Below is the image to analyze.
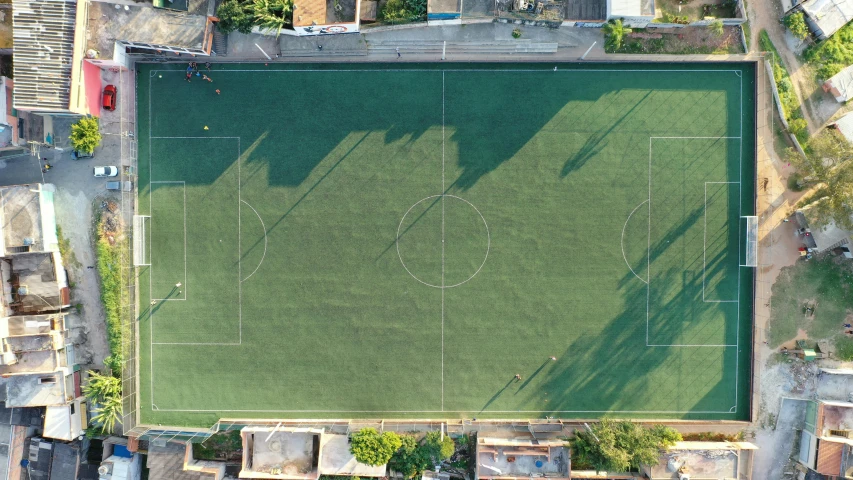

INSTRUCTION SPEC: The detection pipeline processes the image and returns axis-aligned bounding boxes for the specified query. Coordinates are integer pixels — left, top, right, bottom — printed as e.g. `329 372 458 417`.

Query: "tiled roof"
816 439 843 476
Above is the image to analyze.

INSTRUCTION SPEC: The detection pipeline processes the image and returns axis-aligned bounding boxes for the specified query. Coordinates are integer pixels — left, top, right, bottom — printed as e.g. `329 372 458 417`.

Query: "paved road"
0 150 44 187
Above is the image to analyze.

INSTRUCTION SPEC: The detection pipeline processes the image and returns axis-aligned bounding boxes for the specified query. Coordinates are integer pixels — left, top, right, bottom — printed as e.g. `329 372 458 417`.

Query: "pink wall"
82 60 104 117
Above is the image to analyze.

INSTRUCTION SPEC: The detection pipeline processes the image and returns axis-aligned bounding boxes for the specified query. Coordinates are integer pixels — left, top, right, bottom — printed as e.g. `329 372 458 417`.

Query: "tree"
251 0 294 38
789 118 808 138
70 117 101 154
82 371 122 434
82 370 121 401
602 19 631 51
350 428 402 466
570 419 682 473
784 12 809 40
709 19 724 37
787 131 853 230
216 0 254 34
389 435 430 478
422 431 455 463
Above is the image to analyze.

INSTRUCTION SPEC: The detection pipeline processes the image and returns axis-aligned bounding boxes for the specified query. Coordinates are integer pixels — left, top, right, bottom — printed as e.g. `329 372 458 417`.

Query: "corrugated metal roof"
12 0 77 111
800 0 853 39
816 439 843 476
834 111 853 143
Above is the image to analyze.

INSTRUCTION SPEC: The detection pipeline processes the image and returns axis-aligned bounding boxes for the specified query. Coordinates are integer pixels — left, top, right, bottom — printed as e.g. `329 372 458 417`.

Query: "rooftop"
6 252 70 314
825 65 853 102
834 111 853 144
242 427 321 479
318 433 386 477
476 437 570 480
4 369 71 407
799 0 853 40
49 441 81 480
86 0 211 60
11 0 77 112
647 442 756 480
0 184 58 256
148 441 216 480
818 401 853 434
0 348 64 374
0 314 65 338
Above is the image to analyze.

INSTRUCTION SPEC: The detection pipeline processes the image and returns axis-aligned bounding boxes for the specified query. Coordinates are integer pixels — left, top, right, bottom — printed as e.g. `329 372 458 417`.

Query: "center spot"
396 195 490 288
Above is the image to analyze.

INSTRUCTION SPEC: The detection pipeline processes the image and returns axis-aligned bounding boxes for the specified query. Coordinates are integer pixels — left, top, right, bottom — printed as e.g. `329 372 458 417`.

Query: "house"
795 210 851 254
99 437 143 480
642 441 757 479
147 440 222 480
0 184 60 257
831 110 853 144
42 395 86 441
240 426 386 479
50 441 83 480
788 0 853 41
798 400 853 477
1 252 71 314
824 65 853 103
11 0 80 115
475 436 570 480
606 0 654 26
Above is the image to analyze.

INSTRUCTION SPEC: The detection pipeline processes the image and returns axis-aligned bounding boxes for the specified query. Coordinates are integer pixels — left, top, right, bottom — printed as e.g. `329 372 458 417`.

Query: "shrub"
789 118 808 138
82 370 122 434
389 435 429 478
70 117 101 154
571 419 682 473
423 431 455 463
787 171 804 191
379 0 425 21
709 19 724 37
512 28 522 38
783 12 809 40
805 22 853 81
216 0 255 34
602 19 631 51
350 429 402 466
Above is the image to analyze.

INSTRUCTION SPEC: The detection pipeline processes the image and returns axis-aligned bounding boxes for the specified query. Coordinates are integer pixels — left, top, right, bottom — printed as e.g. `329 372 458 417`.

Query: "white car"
93 166 118 177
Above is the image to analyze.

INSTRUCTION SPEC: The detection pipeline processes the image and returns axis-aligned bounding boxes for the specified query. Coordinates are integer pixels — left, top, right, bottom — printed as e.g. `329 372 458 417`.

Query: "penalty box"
146 137 243 346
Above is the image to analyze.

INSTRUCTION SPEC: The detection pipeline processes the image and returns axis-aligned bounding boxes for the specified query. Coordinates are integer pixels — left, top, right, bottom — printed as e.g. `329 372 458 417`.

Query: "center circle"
396 195 490 288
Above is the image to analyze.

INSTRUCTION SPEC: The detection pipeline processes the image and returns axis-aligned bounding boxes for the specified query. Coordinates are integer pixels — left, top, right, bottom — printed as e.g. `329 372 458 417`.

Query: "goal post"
133 215 150 266
744 215 758 267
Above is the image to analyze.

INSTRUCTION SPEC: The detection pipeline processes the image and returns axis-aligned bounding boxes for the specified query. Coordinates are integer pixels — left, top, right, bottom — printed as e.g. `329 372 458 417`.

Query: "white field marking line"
646 137 743 350
703 181 741 303
153 69 745 74
734 74 744 413
146 124 244 406
621 199 650 285
396 195 490 289
152 407 738 413
149 181 187 302
441 71 445 412
240 199 267 282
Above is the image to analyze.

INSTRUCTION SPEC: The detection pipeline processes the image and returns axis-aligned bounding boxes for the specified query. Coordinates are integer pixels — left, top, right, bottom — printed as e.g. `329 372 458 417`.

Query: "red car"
103 85 117 111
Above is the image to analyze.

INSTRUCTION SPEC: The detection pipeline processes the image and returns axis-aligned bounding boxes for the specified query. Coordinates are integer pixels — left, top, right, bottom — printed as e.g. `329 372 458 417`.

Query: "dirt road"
746 0 826 133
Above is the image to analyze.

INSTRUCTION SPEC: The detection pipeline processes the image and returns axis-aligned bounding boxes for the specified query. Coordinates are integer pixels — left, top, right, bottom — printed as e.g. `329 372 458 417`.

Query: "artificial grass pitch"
136 62 756 426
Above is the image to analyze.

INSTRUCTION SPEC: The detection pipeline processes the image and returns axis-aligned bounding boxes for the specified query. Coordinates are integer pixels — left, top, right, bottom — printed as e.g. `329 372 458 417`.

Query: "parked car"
106 181 133 192
103 85 117 111
93 166 118 177
72 150 94 160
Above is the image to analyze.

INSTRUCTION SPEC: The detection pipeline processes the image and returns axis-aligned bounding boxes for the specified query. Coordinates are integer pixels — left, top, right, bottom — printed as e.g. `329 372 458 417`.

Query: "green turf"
136 63 756 426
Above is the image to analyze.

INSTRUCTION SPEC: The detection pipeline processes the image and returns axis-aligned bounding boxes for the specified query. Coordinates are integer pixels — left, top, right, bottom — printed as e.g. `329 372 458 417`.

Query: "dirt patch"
53 189 110 368
614 26 743 54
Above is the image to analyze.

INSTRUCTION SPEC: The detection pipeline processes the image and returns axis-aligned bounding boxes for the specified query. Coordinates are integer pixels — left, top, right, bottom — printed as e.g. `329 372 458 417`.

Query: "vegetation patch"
216 0 294 37
786 130 853 229
804 22 853 80
95 200 128 373
571 419 681 472
82 370 122 435
607 26 742 54
759 29 808 144
193 430 243 461
768 255 853 347
378 0 426 23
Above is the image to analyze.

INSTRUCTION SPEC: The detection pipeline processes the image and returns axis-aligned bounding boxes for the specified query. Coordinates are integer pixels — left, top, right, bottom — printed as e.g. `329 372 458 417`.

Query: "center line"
441 71 446 412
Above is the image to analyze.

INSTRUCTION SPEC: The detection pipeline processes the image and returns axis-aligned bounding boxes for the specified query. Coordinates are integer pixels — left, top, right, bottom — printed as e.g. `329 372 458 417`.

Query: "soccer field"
136 62 756 426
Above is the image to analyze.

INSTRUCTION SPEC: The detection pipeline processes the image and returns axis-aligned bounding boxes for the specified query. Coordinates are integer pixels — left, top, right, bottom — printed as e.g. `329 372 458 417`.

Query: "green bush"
379 0 425 21
837 337 853 361
571 419 682 473
787 171 804 191
783 12 809 40
216 0 255 34
805 22 853 80
789 118 808 138
602 19 631 52
96 214 127 374
512 28 522 38
70 117 101 154
350 429 402 466
423 431 455 463
82 371 122 434
389 435 429 478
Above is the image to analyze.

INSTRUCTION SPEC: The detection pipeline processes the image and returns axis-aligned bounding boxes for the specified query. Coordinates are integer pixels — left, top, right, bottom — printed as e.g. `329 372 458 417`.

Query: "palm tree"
602 19 631 51
251 0 294 38
91 395 122 434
